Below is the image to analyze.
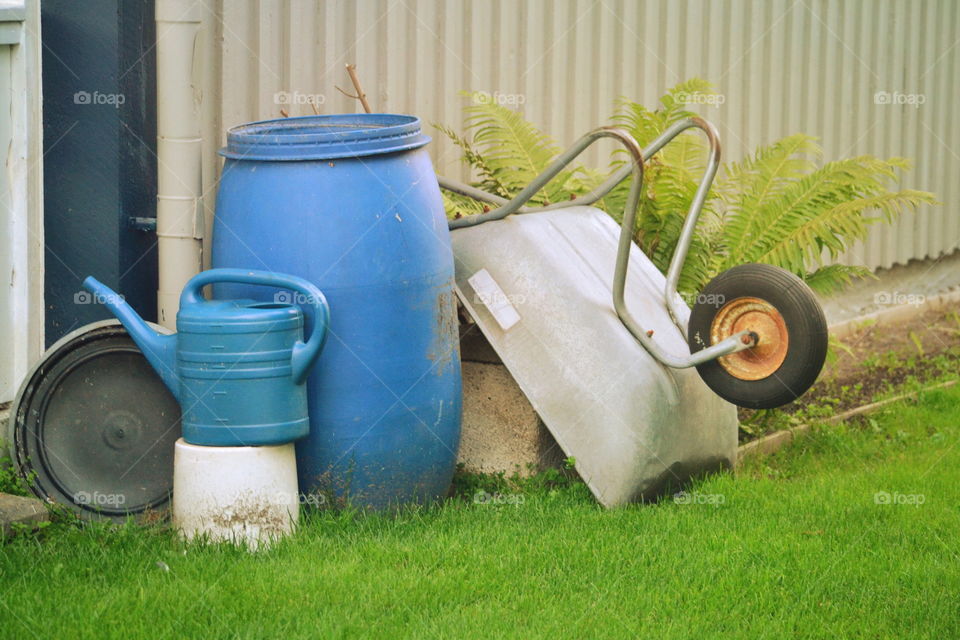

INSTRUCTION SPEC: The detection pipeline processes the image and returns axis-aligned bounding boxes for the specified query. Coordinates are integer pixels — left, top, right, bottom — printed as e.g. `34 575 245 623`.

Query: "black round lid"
8 321 181 522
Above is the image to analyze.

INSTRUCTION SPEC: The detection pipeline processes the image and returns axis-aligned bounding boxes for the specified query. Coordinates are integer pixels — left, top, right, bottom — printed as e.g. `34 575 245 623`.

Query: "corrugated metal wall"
198 0 960 271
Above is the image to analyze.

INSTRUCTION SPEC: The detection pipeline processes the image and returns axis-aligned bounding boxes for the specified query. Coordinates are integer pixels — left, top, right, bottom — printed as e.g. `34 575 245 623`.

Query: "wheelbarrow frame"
441 117 754 369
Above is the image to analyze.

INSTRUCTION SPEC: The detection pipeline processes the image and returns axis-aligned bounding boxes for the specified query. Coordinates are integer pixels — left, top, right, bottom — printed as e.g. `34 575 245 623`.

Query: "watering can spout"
81 276 180 400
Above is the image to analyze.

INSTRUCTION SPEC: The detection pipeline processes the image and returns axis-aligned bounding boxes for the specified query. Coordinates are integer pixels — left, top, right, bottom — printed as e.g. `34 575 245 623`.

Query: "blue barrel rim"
219 113 431 161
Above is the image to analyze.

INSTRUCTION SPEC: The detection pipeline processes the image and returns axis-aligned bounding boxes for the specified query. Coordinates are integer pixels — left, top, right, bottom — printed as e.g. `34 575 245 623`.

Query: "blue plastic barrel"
212 114 462 508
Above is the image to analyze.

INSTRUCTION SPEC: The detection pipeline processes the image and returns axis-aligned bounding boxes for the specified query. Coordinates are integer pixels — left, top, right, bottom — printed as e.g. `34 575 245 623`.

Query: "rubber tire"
687 263 828 409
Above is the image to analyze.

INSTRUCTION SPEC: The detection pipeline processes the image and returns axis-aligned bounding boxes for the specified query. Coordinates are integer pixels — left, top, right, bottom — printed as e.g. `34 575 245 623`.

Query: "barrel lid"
219 113 430 161
8 320 180 522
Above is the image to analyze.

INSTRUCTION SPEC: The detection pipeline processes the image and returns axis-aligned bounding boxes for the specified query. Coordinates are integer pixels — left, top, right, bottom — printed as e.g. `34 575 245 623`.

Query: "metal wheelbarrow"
441 118 827 507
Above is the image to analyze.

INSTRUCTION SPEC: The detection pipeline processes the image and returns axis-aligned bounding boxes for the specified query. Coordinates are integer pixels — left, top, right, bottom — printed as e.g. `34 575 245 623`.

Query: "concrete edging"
828 287 960 340
736 379 958 466
0 493 49 537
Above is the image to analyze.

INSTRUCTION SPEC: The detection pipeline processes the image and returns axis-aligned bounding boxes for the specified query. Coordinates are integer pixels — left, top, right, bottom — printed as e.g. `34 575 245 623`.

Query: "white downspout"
155 0 202 329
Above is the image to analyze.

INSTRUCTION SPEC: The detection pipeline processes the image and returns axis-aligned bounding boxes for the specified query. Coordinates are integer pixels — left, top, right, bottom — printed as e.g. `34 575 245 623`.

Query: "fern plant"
438 80 937 297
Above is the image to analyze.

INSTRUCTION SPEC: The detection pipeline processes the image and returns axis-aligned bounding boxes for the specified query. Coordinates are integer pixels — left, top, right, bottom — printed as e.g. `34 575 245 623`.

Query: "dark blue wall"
42 0 157 344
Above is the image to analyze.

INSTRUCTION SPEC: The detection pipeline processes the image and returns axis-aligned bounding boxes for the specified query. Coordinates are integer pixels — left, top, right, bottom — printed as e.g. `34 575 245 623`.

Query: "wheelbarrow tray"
452 206 738 507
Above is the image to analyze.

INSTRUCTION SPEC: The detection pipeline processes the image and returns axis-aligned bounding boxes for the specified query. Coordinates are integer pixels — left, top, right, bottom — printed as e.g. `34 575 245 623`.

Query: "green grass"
3 385 960 639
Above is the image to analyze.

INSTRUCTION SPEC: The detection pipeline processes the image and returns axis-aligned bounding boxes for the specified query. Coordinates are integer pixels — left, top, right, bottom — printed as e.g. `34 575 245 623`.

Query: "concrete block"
0 493 48 538
457 359 565 476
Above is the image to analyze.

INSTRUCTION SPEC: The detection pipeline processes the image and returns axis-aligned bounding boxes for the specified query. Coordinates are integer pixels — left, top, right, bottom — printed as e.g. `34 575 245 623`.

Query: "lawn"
2 384 959 639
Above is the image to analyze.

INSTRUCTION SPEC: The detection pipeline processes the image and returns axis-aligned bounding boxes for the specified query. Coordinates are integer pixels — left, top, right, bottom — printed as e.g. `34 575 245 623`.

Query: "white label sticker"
467 269 521 331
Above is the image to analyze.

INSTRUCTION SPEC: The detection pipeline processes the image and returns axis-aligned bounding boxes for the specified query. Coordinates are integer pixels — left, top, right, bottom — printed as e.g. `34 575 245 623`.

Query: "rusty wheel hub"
710 296 788 380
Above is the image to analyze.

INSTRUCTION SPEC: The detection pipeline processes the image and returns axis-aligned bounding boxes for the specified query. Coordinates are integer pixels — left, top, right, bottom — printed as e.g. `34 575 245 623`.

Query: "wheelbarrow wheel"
687 263 828 409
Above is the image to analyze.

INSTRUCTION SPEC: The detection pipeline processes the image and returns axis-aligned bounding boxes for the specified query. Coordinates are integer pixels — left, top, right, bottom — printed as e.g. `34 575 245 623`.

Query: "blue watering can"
82 268 330 447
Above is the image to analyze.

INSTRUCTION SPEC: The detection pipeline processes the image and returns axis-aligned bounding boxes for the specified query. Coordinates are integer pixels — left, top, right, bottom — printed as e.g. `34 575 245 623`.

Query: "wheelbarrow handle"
442 118 754 369
444 117 719 332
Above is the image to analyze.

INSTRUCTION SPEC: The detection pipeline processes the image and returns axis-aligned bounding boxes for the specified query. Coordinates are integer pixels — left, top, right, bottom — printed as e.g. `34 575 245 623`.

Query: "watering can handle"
180 268 330 384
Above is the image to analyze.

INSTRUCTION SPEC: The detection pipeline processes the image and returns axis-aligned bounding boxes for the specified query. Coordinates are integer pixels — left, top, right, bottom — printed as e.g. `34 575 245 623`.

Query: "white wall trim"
0 0 43 402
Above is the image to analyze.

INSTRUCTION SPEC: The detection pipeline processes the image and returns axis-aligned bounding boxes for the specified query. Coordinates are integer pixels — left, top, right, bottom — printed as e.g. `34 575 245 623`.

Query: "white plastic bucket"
172 438 299 549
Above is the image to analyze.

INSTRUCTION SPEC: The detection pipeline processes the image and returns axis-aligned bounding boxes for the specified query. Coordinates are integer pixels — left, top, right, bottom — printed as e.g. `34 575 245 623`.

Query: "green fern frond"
437 80 938 299
728 155 937 274
612 78 715 141
658 78 716 116
804 264 875 295
441 189 488 221
434 122 500 188
605 81 720 290
754 189 937 272
717 134 821 265
459 92 579 204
